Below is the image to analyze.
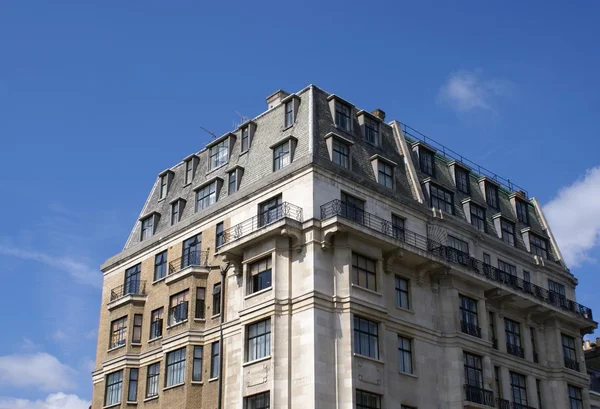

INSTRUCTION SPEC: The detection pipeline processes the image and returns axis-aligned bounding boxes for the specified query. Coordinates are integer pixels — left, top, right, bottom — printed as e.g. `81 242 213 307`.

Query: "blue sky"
1 1 599 407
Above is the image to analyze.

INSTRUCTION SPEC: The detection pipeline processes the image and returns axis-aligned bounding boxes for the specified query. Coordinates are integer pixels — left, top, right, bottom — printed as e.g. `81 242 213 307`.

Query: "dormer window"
333 139 350 169
210 139 229 170
430 184 454 214
530 234 548 259
158 170 173 200
516 199 529 225
485 182 499 209
185 160 194 184
364 117 379 145
285 101 294 127
227 166 244 195
420 147 435 176
455 167 470 194
237 121 256 153
335 102 351 132
170 199 185 226
378 161 393 188
271 136 297 172
241 127 249 152
194 178 222 212
140 213 160 241
500 219 515 246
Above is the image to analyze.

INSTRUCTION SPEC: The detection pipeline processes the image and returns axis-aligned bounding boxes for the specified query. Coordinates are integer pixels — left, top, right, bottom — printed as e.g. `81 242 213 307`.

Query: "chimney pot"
371 109 386 121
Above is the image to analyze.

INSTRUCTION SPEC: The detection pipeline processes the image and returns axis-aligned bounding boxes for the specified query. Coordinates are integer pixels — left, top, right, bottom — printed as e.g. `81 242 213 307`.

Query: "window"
141 216 154 240
392 214 405 241
505 318 523 358
195 287 205 319
182 233 202 268
497 259 517 277
246 391 270 409
185 159 194 184
486 183 499 209
455 167 470 194
132 314 142 344
530 234 548 259
377 161 393 188
356 390 381 409
165 347 186 387
460 295 480 338
154 251 167 281
210 139 228 170
160 174 168 199
216 222 224 247
110 317 127 349
464 352 484 391
210 341 219 379
285 100 294 127
247 319 271 361
562 334 578 371
193 346 203 382
430 185 453 214
352 253 376 291
569 385 583 409
332 138 350 168
127 368 138 402
196 181 217 211
483 253 491 265
248 257 272 294
549 280 566 306
500 219 515 246
341 192 364 223
228 171 237 194
516 199 529 225
365 117 379 145
258 195 282 227
335 102 351 131
510 372 528 407
395 276 409 309
398 335 413 374
448 235 470 266
146 363 159 398
241 126 250 152
150 308 163 339
273 141 291 170
104 370 123 406
419 147 435 176
212 283 221 315
124 263 141 295
171 201 181 225
536 379 542 409
470 204 486 232
169 290 189 326
353 316 379 359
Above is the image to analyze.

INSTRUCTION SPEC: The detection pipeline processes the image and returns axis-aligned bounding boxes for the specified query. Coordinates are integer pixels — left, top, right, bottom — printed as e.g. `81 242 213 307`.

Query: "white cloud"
0 353 77 391
0 393 89 409
438 70 512 113
0 245 100 287
544 166 600 268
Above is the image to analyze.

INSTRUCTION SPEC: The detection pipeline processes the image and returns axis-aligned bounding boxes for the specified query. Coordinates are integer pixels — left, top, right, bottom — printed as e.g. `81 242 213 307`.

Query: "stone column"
537 378 550 409
478 299 489 341
526 375 539 408
523 325 534 362
497 312 507 353
577 336 587 373
500 366 512 403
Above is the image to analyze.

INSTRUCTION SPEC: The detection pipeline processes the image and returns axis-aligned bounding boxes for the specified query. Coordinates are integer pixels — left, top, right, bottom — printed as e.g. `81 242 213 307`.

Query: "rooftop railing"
320 199 593 321
169 250 210 274
110 280 147 302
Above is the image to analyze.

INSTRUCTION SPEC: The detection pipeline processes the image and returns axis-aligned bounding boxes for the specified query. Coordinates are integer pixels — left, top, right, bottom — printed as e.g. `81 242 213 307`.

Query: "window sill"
166 320 188 330
158 198 166 203
191 381 204 385
353 353 384 365
208 377 219 383
149 336 162 343
163 383 185 392
143 396 159 403
131 342 142 347
395 306 414 314
282 124 294 132
211 314 221 320
126 401 138 405
103 404 121 409
399 370 418 379
183 182 192 188
107 344 126 353
239 150 249 156
351 284 382 297
152 277 166 285
243 355 272 367
244 287 273 300
193 318 206 322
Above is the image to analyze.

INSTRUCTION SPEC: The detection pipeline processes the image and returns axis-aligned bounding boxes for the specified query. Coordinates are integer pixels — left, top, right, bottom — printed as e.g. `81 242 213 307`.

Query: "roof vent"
371 109 386 121
266 89 290 110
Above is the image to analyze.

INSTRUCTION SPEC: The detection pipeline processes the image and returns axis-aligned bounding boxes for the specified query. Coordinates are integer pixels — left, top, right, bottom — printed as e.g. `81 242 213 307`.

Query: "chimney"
371 109 386 121
585 339 591 350
266 90 290 110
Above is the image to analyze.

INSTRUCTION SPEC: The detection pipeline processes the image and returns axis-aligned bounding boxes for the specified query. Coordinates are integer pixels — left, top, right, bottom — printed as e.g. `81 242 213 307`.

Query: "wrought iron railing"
218 202 303 248
507 343 525 359
464 384 494 407
169 250 210 275
564 357 580 372
512 402 536 409
320 199 594 321
461 321 482 338
496 398 510 409
110 280 147 302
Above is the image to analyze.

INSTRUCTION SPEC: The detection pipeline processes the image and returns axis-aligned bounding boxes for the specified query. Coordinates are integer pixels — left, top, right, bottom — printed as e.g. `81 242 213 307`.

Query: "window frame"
104 370 123 406
364 116 379 145
195 287 206 319
285 100 294 127
510 371 528 406
395 276 409 309
569 385 583 409
245 391 270 409
165 347 186 387
132 314 143 344
500 219 516 246
154 250 167 282
460 295 480 338
241 126 250 152
562 334 577 368
353 316 379 360
146 363 160 398
209 139 229 170
127 368 138 402
377 160 393 189
228 170 237 194
485 182 499 209
335 101 351 132
430 184 454 214
470 203 486 233
351 253 377 291
168 290 189 326
340 192 365 223
505 318 523 358
398 335 413 374
273 140 291 171
150 308 163 340
332 138 350 169
212 283 221 316
248 257 272 294
110 316 127 349
516 199 529 225
356 390 381 409
464 352 484 388
160 174 168 199
215 222 224 248
196 181 217 211
210 341 219 379
171 201 181 225
455 167 470 194
246 318 271 362
184 159 194 184
192 346 203 382
419 147 435 176
141 216 154 241
530 234 548 259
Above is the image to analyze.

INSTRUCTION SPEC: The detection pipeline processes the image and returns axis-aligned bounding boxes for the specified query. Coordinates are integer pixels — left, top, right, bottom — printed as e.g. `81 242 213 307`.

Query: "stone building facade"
92 85 596 409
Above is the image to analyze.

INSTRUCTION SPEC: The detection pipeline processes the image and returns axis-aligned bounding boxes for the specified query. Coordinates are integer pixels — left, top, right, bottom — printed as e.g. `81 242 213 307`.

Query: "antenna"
199 126 218 140
234 110 250 128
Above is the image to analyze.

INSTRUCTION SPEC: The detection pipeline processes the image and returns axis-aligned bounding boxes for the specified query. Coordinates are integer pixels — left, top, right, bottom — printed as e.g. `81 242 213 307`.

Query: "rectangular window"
185 159 193 184
110 317 127 349
497 259 517 276
377 161 393 188
124 263 141 295
165 347 186 387
495 366 501 399
195 287 205 319
356 390 381 409
352 253 376 291
483 253 491 265
273 141 291 171
141 216 154 240
530 234 548 259
420 147 435 176
160 175 168 199
210 341 219 379
398 335 413 374
196 181 217 211
353 316 379 359
392 214 405 241
258 195 283 227
395 276 409 309
340 192 365 223
455 167 470 194
171 201 180 225
146 363 159 398
246 391 270 409
470 204 486 232
150 308 163 340
500 219 515 246
549 279 566 307
332 138 350 169
154 251 167 281
569 385 583 409
335 102 351 131
285 100 294 127
241 126 250 152
182 233 202 268
216 222 224 247
464 352 484 388
460 295 480 338
486 183 499 209
248 257 272 294
523 271 531 292
505 318 523 358
448 235 470 266
127 368 138 402
562 334 579 371
516 199 529 225
210 139 228 170
247 319 271 362
132 314 142 344
430 185 453 214
228 171 237 194
104 370 123 406
192 346 203 382
365 117 379 145
169 290 189 326
510 372 528 406
212 283 221 315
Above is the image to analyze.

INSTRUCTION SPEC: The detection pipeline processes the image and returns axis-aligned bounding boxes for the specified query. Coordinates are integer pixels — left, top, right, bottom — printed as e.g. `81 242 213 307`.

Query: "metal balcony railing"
461 321 482 338
512 402 536 409
110 280 147 302
464 384 494 407
496 398 510 409
564 357 580 372
169 250 210 275
320 199 594 321
506 343 525 359
218 202 303 248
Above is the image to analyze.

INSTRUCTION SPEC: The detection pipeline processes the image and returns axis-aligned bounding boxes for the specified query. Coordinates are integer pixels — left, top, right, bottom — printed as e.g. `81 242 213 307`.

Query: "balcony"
496 398 510 409
166 250 210 285
108 280 147 310
512 403 536 409
319 200 594 322
464 385 494 407
564 357 580 372
461 321 482 338
506 343 525 359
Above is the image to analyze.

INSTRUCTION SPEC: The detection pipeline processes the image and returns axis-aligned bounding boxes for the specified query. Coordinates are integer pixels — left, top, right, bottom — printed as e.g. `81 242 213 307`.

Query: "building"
584 339 600 408
92 85 597 409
